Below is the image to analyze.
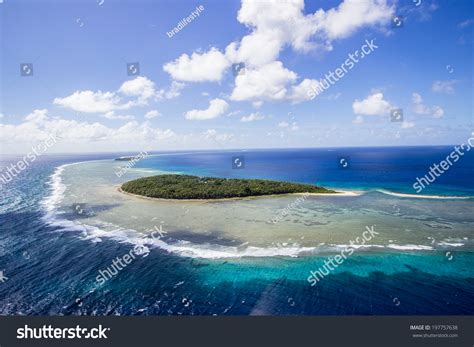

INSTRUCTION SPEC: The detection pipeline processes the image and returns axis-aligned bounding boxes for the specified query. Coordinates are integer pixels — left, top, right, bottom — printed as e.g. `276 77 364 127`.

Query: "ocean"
0 147 473 315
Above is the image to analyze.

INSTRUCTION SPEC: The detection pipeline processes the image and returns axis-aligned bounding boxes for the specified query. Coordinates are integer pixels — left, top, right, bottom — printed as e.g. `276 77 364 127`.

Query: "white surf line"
376 189 472 200
41 158 115 217
41 160 463 260
38 164 364 260
305 190 363 197
436 242 465 247
40 165 317 259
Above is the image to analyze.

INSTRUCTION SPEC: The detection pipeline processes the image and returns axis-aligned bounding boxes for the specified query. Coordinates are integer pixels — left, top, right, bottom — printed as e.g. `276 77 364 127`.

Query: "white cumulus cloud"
162 0 393 105
144 110 161 119
314 0 394 41
352 92 391 116
54 77 181 114
118 76 157 102
229 0 392 66
230 61 297 102
0 109 175 152
53 90 129 113
412 92 444 118
163 48 230 82
240 112 265 122
184 98 229 120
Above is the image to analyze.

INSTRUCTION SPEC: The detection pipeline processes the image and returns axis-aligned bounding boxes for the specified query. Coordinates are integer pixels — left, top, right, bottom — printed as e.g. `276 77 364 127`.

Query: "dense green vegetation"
121 174 335 200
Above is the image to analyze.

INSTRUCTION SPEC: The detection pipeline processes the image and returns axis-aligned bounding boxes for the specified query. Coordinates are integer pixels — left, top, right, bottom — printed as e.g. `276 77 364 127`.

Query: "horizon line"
0 143 464 157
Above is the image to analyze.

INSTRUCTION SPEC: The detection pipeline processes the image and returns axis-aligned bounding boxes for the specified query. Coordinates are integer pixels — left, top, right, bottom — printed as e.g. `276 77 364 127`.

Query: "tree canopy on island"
121 174 335 200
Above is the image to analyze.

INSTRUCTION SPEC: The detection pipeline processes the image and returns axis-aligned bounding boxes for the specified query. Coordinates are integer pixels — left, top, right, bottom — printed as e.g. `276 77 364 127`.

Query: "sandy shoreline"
117 187 361 203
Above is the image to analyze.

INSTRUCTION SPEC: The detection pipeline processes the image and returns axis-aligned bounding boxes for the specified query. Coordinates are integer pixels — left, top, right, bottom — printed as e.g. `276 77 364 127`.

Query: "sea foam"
40 162 467 259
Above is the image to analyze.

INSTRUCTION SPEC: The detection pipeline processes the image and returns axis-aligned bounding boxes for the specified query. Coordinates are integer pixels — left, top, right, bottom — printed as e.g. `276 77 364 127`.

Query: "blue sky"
0 0 473 153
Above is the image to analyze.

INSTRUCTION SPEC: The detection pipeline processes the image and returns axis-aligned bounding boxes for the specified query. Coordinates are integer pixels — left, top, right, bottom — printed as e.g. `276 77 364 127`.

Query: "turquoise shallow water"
49 148 474 258
197 253 474 285
0 148 473 315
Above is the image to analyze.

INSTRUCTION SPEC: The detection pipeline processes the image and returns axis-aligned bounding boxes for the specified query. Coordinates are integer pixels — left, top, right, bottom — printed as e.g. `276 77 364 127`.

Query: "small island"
120 174 336 200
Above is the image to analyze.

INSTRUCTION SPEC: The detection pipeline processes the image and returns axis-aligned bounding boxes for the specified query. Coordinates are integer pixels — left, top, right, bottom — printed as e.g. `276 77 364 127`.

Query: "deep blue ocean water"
0 147 473 315
131 146 474 195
